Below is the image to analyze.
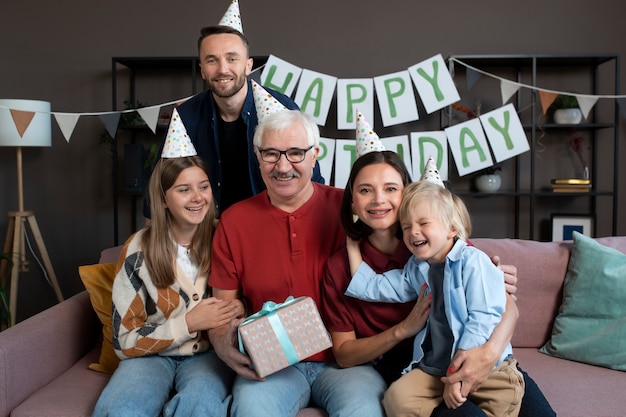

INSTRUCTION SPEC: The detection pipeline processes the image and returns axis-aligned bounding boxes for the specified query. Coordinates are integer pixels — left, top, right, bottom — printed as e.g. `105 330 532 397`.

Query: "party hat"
355 109 385 157
252 79 288 123
420 155 444 187
161 108 197 158
218 0 243 34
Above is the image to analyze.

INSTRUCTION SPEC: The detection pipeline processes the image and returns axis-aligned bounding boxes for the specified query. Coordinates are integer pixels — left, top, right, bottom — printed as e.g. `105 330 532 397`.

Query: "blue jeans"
93 350 234 417
231 361 387 417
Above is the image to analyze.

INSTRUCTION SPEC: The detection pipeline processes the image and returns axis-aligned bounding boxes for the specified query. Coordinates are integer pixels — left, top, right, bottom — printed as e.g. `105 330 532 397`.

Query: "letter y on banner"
479 103 529 163
409 54 460 114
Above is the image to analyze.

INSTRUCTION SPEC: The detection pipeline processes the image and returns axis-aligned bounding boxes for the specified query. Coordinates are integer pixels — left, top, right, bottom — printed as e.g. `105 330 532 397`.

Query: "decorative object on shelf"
551 95 583 124
0 99 64 326
474 166 502 193
551 214 593 241
566 129 590 180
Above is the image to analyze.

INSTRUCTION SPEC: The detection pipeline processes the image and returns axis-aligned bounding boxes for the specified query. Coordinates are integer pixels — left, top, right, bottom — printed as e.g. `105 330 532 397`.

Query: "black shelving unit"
444 54 620 240
111 57 202 245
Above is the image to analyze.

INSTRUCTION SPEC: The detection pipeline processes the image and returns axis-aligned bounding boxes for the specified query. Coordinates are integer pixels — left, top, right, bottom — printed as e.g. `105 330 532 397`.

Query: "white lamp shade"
0 99 51 147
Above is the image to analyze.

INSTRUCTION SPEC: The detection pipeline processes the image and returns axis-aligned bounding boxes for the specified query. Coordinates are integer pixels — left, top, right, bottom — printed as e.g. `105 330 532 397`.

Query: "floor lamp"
0 99 63 326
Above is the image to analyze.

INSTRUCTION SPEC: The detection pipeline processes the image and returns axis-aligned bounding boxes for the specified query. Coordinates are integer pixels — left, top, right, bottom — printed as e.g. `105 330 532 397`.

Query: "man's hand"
492 255 518 301
209 319 264 381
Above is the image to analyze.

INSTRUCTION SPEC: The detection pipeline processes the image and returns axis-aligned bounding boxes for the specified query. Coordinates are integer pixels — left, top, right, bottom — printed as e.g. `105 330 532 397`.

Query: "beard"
207 71 247 98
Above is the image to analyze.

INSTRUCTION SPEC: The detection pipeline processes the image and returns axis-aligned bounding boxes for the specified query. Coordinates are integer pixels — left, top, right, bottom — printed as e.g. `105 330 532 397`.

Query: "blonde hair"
398 181 471 241
141 156 216 288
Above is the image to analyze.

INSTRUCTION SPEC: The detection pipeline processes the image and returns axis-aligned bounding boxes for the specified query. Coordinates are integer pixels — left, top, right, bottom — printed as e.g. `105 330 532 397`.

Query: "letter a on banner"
479 103 529 163
445 118 494 176
294 69 337 126
374 71 419 127
337 79 374 130
260 55 302 97
409 54 460 114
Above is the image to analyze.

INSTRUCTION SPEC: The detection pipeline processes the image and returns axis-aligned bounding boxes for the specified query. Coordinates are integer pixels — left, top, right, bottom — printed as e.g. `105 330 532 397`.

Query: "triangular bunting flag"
500 80 520 105
538 91 559 115
617 97 626 119
466 67 482 91
137 105 161 134
9 109 36 137
575 95 599 121
54 113 80 142
98 113 121 139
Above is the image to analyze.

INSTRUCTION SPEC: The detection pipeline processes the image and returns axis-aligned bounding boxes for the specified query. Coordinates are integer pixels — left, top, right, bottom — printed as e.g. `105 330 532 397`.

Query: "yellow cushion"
78 263 120 374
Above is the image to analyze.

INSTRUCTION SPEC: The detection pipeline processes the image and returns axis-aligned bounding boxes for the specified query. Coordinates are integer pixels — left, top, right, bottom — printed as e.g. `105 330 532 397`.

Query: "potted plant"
475 166 502 193
0 252 12 329
551 95 582 124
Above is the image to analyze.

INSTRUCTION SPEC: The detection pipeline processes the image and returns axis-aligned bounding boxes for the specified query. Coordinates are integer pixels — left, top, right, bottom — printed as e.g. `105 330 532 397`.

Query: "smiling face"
257 120 318 210
164 166 213 236
199 33 252 99
352 163 405 234
401 199 457 265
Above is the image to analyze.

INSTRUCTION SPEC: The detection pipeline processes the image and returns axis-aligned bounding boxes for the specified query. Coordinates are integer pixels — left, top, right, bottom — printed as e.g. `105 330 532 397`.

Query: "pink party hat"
420 155 444 187
161 108 197 158
218 0 243 34
355 109 385 157
251 79 288 122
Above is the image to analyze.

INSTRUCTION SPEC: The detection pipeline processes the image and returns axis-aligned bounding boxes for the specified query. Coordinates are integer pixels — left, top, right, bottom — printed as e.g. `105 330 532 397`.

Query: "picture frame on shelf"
551 214 594 242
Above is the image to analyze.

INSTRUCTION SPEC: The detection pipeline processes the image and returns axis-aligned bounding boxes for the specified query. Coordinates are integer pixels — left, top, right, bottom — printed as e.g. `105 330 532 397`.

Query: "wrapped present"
238 296 332 377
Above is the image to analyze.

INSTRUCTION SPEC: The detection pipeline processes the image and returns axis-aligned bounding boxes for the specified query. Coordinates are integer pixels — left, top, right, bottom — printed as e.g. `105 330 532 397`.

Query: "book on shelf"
552 187 590 193
551 178 591 186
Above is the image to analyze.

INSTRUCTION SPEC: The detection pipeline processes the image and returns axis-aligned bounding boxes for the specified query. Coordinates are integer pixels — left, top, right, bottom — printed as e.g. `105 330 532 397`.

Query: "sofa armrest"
0 291 99 417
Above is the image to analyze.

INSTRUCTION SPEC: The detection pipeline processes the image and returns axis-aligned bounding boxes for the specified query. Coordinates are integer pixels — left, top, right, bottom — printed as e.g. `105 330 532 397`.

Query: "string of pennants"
2 54 625 185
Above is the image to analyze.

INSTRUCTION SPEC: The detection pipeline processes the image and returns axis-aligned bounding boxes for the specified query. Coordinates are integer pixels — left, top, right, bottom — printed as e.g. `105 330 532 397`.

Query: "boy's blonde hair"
398 181 471 241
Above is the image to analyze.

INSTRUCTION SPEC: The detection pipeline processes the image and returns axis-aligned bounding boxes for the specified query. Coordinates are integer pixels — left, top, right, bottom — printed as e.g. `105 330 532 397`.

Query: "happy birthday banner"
2 54 626 185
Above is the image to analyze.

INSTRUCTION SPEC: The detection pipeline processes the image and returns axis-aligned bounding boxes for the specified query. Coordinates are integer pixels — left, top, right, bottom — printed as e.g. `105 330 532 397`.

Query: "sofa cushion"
540 232 626 371
471 238 571 348
78 263 120 374
515 347 625 417
10 348 111 417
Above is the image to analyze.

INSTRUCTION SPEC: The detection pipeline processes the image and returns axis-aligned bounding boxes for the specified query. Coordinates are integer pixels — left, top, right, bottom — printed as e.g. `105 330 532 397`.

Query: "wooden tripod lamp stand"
0 99 63 326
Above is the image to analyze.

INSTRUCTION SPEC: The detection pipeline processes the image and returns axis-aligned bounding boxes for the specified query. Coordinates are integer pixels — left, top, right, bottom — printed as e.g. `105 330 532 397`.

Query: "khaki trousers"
382 359 524 417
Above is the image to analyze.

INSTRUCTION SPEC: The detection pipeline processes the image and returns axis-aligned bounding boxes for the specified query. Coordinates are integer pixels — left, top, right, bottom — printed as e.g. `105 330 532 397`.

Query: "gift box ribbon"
238 296 301 366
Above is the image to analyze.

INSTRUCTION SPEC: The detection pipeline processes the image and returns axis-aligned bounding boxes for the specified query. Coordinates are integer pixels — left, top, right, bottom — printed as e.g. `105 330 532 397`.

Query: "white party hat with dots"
161 108 197 158
355 109 385 157
218 0 243 34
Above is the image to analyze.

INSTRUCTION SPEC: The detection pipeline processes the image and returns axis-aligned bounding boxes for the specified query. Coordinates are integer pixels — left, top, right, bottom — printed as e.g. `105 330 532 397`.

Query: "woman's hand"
393 283 430 340
491 255 518 301
441 345 500 396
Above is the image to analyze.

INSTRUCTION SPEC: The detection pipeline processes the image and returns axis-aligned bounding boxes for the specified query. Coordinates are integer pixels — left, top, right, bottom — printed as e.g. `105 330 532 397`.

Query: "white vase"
554 108 583 124
475 174 502 193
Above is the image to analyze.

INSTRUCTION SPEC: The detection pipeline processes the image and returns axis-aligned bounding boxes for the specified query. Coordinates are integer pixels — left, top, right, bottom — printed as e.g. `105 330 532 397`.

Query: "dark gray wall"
2 0 625 322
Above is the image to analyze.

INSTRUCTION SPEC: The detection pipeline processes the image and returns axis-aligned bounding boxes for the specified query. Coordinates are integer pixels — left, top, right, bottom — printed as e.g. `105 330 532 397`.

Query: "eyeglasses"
257 146 314 163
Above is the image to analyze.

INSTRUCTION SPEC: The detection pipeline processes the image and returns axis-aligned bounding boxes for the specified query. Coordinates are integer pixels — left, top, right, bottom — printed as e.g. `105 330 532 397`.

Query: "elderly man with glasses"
208 110 384 417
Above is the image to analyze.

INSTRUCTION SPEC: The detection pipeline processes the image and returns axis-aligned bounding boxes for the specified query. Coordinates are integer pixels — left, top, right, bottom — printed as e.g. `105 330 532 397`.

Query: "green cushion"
540 231 626 370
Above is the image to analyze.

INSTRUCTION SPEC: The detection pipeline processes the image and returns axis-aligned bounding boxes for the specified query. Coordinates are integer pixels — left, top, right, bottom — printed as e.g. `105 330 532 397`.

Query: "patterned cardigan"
112 230 210 359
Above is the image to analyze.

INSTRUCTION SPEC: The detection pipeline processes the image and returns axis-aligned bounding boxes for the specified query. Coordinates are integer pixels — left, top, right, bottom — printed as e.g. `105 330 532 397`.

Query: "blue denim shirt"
345 239 510 373
151 79 324 216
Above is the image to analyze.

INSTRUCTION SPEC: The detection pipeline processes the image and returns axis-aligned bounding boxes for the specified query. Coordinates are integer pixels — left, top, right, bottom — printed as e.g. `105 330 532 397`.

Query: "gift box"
238 296 332 377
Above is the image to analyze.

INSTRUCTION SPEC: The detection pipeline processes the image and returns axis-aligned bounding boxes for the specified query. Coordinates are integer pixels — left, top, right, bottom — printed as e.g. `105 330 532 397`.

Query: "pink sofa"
1 237 625 417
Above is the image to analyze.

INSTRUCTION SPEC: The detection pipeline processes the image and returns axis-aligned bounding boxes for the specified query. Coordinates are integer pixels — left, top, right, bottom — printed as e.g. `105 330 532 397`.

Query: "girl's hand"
186 297 243 332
